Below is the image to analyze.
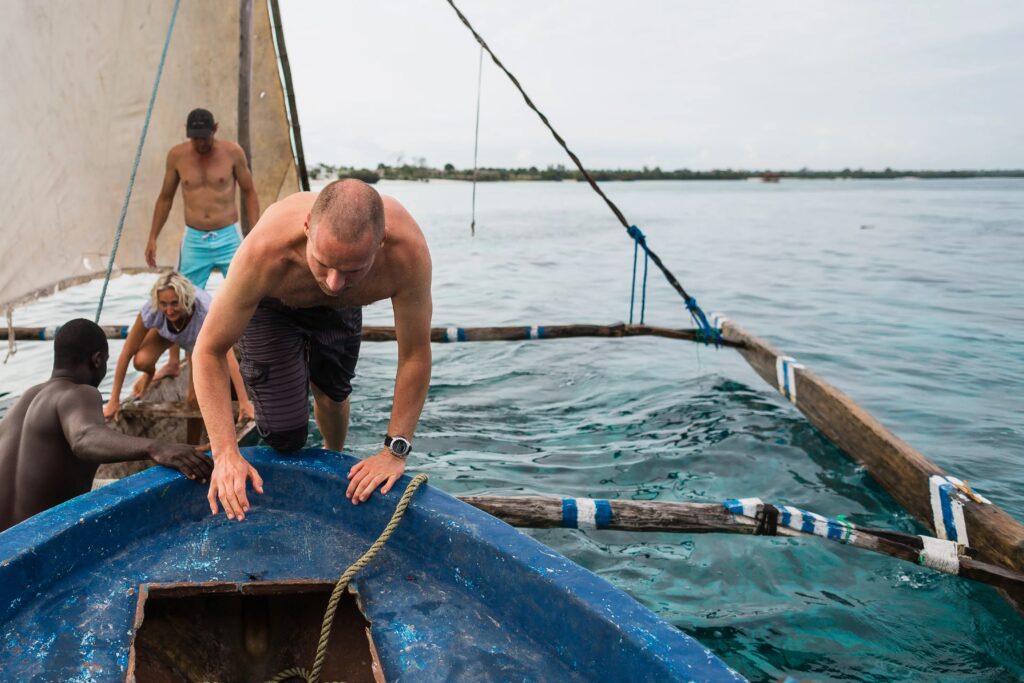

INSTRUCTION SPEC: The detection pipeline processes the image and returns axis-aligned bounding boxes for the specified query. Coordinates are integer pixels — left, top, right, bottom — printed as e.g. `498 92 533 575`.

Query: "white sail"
0 0 300 310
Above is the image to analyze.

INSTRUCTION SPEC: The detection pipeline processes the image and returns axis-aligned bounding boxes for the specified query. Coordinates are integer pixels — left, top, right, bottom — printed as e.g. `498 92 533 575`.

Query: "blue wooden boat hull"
0 448 742 681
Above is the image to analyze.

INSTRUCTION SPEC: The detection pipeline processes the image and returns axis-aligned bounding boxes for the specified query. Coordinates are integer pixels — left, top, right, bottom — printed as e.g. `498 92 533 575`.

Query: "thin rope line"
444 0 716 340
95 0 180 321
470 44 484 236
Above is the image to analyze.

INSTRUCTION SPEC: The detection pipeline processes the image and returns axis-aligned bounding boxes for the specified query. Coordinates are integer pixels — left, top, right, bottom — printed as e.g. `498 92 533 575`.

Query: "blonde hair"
149 271 197 315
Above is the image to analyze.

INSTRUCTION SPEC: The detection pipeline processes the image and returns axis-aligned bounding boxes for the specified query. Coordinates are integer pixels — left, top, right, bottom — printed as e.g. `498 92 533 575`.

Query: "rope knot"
627 224 646 245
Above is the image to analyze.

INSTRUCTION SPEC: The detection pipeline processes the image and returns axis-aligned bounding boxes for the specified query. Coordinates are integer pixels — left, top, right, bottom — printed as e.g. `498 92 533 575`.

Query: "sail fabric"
0 0 299 310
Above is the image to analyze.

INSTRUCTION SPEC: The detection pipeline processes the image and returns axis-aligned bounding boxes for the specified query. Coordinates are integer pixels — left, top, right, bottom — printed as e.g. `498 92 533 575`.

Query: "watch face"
390 438 411 456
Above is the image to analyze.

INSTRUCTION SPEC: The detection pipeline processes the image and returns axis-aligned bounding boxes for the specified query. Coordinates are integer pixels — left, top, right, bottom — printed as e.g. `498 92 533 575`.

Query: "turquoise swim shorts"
177 223 242 288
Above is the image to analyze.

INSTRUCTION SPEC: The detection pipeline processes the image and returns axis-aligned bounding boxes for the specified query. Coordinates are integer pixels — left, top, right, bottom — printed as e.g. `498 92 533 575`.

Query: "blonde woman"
103 272 253 425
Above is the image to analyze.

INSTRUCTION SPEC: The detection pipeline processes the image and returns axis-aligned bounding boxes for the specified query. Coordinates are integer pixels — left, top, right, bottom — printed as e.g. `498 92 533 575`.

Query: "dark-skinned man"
0 319 212 532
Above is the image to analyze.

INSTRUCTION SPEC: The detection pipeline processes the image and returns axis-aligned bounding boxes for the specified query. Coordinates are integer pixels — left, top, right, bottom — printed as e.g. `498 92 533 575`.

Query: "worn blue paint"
0 448 743 682
561 497 578 528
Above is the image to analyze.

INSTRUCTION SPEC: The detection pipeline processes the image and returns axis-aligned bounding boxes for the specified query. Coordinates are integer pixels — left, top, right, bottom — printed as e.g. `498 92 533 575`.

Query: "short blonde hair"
149 271 197 315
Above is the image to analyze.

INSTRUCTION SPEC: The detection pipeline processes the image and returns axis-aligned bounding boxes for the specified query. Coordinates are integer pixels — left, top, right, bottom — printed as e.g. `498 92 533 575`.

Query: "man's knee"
261 425 308 453
313 389 349 412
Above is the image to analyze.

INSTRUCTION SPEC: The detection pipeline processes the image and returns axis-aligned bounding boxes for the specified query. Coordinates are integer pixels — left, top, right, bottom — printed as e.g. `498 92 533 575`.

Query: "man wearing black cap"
142 108 259 382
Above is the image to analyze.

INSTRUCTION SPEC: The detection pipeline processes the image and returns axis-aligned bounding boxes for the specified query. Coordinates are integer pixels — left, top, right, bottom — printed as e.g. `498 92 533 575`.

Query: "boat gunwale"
0 447 744 681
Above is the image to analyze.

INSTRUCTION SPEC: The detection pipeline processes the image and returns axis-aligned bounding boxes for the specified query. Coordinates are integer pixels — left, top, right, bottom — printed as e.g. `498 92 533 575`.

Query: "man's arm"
193 236 268 520
58 384 212 481
233 146 260 235
347 232 433 504
146 149 180 267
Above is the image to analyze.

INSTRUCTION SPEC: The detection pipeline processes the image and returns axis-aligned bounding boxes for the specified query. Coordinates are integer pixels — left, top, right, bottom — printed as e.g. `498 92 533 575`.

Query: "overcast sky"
279 1 1024 170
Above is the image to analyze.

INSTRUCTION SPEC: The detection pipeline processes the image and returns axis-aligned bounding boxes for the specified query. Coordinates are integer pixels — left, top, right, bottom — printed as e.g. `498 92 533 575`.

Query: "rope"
94 0 180 322
628 226 651 324
278 475 430 683
470 44 484 236
4 307 15 364
444 0 719 344
198 473 428 683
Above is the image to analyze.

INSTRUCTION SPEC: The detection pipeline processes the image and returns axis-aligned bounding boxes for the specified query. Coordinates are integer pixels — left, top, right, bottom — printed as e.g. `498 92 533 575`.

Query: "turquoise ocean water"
1 178 1022 681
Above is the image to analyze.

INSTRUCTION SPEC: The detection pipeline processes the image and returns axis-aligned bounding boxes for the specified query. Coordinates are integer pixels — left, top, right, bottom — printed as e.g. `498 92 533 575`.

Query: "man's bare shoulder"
53 382 102 414
381 195 415 225
382 196 429 259
219 140 247 160
2 381 98 431
379 196 430 297
249 193 316 237
167 142 191 162
232 194 313 271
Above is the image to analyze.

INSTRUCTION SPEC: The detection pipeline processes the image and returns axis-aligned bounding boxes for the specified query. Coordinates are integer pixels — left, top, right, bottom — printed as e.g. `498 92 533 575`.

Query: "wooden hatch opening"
126 580 385 683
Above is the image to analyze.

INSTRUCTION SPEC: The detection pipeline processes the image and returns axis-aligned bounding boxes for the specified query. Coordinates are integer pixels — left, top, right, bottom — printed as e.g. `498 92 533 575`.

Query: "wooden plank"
367 323 740 346
11 323 740 346
720 318 1024 604
459 495 1024 594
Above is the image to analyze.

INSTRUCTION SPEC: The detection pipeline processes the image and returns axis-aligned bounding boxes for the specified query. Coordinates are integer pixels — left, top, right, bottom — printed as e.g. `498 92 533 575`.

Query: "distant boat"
0 449 742 682
760 172 781 183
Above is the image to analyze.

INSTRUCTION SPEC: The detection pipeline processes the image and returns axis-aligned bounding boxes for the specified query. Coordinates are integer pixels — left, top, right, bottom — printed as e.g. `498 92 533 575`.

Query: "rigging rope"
4 307 16 364
444 0 719 343
628 226 650 324
94 0 181 322
470 44 484 236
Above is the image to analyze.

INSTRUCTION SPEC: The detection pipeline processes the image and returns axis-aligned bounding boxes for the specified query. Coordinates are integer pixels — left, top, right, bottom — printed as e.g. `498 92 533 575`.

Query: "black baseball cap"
186 108 215 138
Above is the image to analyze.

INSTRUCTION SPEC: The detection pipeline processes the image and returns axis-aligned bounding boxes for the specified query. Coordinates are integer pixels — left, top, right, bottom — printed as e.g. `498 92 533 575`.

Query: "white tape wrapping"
734 497 763 518
775 356 804 403
928 474 991 545
575 498 598 529
919 535 960 574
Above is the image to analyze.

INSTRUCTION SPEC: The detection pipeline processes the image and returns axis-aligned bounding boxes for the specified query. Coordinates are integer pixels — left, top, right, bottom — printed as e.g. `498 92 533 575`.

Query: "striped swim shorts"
238 298 362 453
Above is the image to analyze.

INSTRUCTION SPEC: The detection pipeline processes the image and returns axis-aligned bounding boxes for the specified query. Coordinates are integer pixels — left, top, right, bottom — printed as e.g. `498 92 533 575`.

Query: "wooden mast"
237 0 253 231
269 0 310 191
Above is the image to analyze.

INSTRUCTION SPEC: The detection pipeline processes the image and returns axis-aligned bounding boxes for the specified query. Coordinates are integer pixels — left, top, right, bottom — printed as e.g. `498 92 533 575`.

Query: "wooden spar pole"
86 462 1024 594
459 495 1024 594
8 323 740 346
269 0 310 191
719 318 1024 608
238 0 253 231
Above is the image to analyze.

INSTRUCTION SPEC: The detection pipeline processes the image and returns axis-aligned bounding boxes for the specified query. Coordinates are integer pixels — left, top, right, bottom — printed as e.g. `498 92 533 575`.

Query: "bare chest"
179 155 234 193
271 263 398 310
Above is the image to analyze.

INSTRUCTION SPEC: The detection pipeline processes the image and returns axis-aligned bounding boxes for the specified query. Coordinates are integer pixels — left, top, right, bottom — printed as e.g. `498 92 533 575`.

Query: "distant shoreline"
310 163 1024 184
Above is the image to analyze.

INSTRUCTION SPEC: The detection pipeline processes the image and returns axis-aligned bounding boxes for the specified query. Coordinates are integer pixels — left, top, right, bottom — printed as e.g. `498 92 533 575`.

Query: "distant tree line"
307 161 1024 183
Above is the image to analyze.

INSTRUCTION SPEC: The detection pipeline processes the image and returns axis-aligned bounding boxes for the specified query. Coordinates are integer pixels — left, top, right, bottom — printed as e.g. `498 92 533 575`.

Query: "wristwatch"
384 434 412 460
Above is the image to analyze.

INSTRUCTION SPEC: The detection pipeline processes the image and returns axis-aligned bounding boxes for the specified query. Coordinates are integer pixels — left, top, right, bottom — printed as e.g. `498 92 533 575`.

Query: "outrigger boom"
51 316 1022 611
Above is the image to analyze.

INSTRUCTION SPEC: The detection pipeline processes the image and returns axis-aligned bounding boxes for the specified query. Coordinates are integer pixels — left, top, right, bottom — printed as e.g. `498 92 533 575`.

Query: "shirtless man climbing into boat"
193 179 432 521
0 319 212 532
141 108 260 393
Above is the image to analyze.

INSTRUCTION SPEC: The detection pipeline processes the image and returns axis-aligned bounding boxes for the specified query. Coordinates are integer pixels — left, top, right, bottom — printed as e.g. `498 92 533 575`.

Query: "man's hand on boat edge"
346 449 406 505
207 451 264 521
149 442 213 484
